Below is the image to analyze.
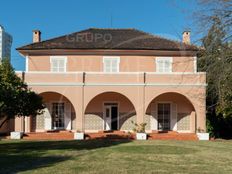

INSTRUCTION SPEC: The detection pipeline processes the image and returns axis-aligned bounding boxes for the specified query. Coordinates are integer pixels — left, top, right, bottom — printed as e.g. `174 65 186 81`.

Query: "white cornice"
27 82 207 87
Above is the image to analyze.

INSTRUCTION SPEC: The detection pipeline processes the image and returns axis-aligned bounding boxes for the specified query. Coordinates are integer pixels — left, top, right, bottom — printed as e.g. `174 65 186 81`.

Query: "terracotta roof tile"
17 28 199 51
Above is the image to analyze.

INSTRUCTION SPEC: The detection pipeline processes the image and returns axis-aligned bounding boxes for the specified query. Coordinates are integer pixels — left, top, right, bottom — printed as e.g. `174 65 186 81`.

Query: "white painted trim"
146 72 206 75
15 71 23 73
22 71 83 74
86 71 143 74
157 102 172 130
146 83 207 87
102 101 120 130
150 102 157 131
27 82 207 87
25 55 29 72
85 83 145 86
155 57 173 73
156 57 173 62
103 56 120 63
194 56 197 73
18 71 206 75
50 56 67 72
103 56 120 73
28 82 84 86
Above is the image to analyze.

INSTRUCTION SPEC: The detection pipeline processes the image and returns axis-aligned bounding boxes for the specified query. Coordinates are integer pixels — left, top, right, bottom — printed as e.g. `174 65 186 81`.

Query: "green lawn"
0 139 232 174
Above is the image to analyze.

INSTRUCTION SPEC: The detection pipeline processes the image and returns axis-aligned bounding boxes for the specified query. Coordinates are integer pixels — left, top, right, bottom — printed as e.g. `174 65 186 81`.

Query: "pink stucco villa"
3 28 207 136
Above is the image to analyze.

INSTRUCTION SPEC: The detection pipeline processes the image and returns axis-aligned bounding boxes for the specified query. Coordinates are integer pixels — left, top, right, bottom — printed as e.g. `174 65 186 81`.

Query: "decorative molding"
85 83 145 86
17 71 206 75
27 82 207 87
146 83 207 87
146 72 206 75
28 82 84 86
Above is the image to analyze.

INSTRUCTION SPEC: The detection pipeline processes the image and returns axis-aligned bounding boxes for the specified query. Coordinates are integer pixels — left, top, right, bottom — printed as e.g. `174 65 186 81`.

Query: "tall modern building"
0 25 12 61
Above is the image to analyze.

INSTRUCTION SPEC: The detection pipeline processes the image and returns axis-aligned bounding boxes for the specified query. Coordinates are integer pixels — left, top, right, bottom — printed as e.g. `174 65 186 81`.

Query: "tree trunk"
0 117 9 129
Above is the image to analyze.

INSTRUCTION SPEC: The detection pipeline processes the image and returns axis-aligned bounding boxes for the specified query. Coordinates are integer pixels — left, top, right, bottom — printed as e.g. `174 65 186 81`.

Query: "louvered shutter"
44 103 52 130
65 103 71 130
171 103 177 131
150 103 158 130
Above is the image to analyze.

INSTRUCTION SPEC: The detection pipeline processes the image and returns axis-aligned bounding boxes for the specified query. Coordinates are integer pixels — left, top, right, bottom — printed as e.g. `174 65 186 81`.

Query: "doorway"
103 103 118 131
157 103 171 130
52 103 65 130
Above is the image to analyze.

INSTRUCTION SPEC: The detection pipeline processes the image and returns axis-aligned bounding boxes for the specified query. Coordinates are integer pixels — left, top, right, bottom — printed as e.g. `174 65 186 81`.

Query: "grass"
0 139 232 174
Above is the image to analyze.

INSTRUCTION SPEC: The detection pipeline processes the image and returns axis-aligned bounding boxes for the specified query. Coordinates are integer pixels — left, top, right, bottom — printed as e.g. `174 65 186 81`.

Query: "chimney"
182 31 190 44
33 30 41 43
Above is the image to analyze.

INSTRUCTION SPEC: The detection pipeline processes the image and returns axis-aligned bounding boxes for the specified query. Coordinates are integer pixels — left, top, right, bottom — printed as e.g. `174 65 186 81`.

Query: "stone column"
190 111 196 133
75 86 84 132
14 117 24 132
196 94 206 132
24 116 31 133
136 86 145 124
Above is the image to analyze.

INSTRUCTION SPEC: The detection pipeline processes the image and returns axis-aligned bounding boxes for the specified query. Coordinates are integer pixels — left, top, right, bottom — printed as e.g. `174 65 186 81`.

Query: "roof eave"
17 48 198 57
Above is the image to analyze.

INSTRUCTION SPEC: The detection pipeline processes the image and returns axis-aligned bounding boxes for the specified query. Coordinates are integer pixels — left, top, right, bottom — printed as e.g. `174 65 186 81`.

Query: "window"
52 103 65 129
50 56 67 72
156 57 173 73
103 57 120 72
158 103 171 130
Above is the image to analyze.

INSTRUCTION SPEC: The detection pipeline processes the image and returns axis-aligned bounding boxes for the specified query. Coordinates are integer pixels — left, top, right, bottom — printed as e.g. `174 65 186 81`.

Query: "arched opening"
84 92 136 132
146 92 196 133
31 92 76 132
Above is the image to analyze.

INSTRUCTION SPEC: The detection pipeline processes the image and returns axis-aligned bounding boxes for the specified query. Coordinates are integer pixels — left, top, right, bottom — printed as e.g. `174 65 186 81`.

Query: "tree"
0 58 44 129
196 0 232 42
197 10 232 137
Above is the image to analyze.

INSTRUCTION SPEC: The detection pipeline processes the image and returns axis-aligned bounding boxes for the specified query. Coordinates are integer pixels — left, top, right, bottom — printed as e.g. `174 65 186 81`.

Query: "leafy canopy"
0 58 44 128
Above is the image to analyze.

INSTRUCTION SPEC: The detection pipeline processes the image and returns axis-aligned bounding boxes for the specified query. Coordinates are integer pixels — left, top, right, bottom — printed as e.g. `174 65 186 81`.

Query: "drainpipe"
22 71 25 82
143 72 146 124
82 72 86 132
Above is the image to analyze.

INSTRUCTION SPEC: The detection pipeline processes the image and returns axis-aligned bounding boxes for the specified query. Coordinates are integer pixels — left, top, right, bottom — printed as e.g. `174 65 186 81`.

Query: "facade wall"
13 52 206 134
28 55 195 72
14 84 206 133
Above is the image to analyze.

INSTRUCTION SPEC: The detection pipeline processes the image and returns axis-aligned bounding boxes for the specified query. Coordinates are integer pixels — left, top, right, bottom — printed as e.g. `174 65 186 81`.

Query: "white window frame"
156 57 173 73
103 56 120 73
50 56 67 72
194 56 197 73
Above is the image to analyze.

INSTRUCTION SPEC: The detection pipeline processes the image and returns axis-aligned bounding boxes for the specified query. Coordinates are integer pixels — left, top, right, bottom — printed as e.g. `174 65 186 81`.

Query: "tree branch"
0 117 9 129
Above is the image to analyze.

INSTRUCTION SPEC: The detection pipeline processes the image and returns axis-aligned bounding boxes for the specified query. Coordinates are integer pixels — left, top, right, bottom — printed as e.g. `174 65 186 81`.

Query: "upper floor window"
103 56 120 73
156 57 173 73
50 56 67 72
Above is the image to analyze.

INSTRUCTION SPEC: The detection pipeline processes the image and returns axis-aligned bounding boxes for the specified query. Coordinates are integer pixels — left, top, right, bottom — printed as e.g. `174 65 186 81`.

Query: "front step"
23 132 74 140
148 133 198 141
23 131 198 141
86 131 132 140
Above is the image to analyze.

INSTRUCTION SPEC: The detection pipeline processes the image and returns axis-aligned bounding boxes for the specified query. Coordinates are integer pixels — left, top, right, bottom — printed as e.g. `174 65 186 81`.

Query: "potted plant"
10 131 23 139
196 127 209 140
74 130 84 140
131 121 147 140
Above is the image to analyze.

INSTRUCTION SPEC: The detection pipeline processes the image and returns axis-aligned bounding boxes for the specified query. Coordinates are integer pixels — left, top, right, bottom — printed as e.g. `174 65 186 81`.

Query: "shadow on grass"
0 139 131 173
0 154 71 174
